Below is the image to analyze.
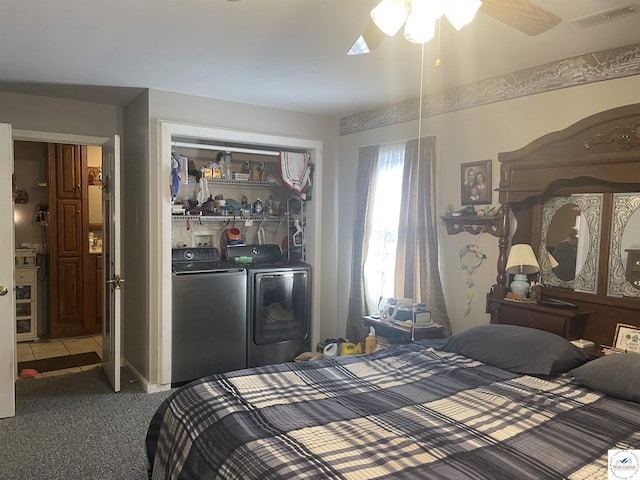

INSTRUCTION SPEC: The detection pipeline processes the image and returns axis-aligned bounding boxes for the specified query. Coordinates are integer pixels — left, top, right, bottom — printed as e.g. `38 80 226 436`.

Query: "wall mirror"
608 193 640 298
539 194 602 294
88 185 102 225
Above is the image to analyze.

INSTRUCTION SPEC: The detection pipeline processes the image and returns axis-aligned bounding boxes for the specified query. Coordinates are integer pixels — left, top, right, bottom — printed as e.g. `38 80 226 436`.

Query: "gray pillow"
571 353 640 402
442 324 589 375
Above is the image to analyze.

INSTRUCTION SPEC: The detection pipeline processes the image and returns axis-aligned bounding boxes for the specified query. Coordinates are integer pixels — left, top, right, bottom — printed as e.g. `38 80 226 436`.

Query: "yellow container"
340 342 362 356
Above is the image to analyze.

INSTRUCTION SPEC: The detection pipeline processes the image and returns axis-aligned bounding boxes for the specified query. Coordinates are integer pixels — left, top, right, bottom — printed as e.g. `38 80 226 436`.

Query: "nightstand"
486 297 590 340
581 346 605 361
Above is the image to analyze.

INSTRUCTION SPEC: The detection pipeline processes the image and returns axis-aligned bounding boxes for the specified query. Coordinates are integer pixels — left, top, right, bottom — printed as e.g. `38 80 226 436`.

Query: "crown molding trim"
340 43 640 136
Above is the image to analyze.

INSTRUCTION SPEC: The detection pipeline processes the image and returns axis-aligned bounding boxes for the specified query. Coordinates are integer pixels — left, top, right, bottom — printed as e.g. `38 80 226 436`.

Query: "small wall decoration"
613 323 640 353
87 166 102 186
14 189 29 204
461 160 491 205
459 243 486 316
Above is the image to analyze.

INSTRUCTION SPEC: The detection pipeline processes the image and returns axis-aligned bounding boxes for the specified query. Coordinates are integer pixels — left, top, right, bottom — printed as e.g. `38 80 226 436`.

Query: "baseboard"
123 358 172 393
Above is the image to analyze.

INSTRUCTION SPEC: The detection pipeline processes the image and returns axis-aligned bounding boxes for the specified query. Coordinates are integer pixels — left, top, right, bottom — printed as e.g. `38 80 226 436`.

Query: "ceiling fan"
349 0 562 55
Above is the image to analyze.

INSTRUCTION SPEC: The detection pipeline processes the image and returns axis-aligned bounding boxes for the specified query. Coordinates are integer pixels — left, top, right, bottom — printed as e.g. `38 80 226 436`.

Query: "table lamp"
547 251 560 270
506 244 540 298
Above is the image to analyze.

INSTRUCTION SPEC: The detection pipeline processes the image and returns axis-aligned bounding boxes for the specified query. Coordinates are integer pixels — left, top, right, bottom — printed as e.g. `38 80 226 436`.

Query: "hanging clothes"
195 177 210 206
171 152 188 203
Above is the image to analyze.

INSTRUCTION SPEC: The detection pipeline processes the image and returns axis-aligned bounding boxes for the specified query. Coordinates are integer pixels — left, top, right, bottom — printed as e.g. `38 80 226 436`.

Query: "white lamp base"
510 274 530 298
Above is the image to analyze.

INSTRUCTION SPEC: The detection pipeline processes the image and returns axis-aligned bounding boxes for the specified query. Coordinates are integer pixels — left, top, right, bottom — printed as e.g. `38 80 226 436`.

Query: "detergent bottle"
365 327 377 354
340 341 362 356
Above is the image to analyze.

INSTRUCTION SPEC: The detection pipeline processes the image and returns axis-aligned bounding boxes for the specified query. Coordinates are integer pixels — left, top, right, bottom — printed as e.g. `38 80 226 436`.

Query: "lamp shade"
547 251 560 269
506 244 540 275
370 0 409 36
444 0 482 31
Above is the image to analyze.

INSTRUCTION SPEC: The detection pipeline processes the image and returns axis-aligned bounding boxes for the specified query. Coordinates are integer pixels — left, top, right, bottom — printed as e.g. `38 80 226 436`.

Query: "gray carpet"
0 368 173 480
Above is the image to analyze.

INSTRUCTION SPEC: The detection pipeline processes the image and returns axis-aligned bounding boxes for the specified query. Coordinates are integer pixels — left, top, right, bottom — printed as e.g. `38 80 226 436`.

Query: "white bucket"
323 343 338 358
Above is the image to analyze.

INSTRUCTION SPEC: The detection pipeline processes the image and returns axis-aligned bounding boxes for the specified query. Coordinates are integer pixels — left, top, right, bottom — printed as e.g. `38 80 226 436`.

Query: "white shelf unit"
171 139 307 261
15 266 39 342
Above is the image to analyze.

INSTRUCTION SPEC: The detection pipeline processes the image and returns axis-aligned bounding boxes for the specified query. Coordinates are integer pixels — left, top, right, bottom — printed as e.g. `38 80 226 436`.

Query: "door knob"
106 275 125 289
0 286 8 296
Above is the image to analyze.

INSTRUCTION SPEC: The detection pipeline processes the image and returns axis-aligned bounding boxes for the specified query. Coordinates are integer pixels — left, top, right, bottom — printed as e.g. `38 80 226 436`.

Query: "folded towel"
263 303 294 323
280 152 311 193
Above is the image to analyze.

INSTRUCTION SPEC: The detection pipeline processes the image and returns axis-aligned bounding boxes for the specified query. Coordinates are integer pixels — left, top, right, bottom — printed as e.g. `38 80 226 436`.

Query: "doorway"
13 140 104 378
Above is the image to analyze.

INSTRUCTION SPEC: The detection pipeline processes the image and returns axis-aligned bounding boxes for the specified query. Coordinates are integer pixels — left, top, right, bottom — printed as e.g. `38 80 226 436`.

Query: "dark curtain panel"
346 145 378 344
395 136 451 336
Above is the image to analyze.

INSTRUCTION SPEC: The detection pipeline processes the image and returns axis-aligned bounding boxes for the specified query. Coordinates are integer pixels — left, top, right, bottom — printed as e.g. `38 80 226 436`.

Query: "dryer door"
252 270 309 345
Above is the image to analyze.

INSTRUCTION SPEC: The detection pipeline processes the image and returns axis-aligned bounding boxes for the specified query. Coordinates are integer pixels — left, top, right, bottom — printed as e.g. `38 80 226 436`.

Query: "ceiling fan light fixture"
370 0 410 36
444 0 482 30
403 0 439 44
403 16 436 43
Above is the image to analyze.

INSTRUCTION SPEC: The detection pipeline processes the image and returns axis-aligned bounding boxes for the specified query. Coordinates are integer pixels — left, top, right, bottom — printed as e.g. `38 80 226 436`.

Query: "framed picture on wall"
461 160 491 206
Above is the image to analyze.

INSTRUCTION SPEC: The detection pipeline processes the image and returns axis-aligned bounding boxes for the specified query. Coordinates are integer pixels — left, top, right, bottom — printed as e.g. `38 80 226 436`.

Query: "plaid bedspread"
146 342 640 479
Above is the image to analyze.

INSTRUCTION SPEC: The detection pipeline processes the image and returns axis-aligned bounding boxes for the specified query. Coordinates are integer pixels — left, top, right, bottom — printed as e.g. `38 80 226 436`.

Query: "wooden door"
48 143 98 338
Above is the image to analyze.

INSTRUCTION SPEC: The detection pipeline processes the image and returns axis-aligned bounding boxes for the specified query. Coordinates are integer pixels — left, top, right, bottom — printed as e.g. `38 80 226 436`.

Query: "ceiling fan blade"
480 0 562 36
348 19 386 55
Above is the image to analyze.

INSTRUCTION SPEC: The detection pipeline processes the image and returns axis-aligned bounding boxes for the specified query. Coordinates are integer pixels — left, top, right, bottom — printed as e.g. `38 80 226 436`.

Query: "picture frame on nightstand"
613 323 640 353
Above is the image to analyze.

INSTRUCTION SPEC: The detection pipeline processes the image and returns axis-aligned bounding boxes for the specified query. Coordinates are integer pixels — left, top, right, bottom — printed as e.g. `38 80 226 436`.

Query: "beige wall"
122 91 151 382
13 141 47 247
338 75 640 338
0 92 120 137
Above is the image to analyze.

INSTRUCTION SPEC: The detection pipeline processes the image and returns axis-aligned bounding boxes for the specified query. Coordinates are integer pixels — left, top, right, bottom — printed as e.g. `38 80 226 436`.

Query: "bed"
146 325 640 479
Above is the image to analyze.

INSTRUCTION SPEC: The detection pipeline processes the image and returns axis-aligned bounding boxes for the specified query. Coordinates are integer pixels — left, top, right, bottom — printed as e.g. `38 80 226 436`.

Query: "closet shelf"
172 215 287 223
440 215 502 237
194 178 279 187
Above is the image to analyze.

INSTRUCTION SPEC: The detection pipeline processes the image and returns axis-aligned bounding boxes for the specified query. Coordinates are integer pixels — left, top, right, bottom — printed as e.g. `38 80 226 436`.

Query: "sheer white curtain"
363 141 406 314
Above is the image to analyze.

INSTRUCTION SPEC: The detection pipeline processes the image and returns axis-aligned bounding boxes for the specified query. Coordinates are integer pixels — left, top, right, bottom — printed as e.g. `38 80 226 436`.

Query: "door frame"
155 122 324 387
12 129 111 383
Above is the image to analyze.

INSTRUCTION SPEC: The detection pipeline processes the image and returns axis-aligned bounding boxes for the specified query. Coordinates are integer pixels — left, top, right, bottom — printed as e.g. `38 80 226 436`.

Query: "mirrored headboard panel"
608 193 640 298
492 104 640 347
539 194 603 294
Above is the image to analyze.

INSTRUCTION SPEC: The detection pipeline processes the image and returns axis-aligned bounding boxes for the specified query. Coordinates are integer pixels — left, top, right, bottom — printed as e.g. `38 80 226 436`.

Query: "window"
362 141 406 313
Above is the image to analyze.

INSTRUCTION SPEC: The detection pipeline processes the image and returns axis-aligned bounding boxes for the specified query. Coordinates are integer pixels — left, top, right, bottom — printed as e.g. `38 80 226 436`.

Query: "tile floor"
17 335 103 378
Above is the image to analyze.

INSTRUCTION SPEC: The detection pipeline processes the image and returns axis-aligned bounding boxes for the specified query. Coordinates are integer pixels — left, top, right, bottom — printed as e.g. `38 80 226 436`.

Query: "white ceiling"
0 0 638 117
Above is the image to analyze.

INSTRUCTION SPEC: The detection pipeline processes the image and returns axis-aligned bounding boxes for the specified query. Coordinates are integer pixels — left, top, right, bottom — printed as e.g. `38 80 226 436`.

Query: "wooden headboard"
492 103 640 347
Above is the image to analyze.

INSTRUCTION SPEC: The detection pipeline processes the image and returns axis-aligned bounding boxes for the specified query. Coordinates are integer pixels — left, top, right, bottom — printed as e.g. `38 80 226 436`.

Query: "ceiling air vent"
570 3 639 28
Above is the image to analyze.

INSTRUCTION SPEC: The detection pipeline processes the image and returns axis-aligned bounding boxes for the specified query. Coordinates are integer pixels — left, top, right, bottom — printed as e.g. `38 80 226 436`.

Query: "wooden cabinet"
48 143 101 338
56 199 83 256
54 144 82 198
15 266 38 342
487 297 589 340
56 257 83 330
